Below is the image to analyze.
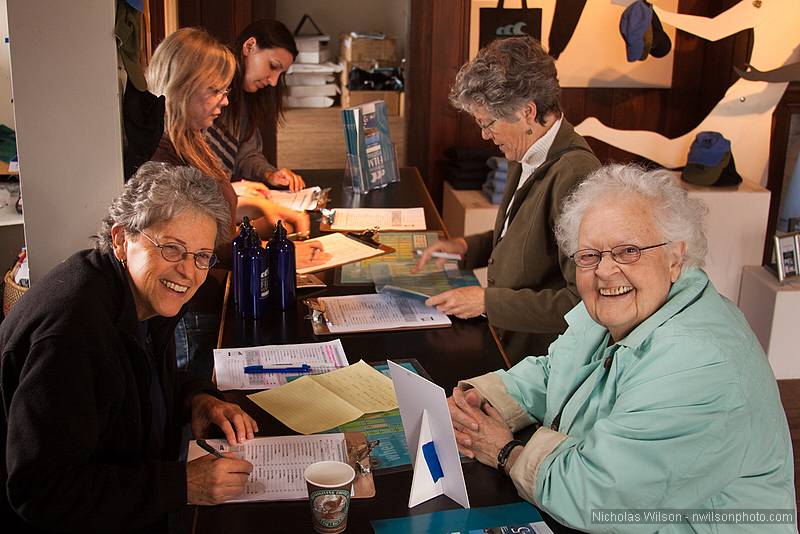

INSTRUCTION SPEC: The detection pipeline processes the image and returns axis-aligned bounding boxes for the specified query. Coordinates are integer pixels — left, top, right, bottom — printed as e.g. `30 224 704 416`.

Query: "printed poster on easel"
469 0 679 87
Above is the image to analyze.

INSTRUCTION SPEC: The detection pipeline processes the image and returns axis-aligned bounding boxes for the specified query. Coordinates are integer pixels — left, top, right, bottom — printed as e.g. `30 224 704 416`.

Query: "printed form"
187 434 348 502
320 293 451 333
213 339 348 391
269 186 322 211
296 232 385 274
330 207 426 231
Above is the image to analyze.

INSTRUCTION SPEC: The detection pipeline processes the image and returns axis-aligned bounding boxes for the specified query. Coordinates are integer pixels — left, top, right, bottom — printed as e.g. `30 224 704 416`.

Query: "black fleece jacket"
0 249 220 533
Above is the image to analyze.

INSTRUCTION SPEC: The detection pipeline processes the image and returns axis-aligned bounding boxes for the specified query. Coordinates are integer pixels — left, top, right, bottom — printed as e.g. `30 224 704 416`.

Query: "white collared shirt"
500 114 563 238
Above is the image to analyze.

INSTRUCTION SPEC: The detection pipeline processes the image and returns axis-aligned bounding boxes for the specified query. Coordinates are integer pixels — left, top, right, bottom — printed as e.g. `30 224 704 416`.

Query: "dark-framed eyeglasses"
140 231 217 270
570 242 670 269
475 117 498 134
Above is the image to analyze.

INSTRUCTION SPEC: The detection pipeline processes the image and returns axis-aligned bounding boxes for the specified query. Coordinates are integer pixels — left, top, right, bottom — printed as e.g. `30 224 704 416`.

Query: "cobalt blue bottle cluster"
266 220 296 311
232 219 297 318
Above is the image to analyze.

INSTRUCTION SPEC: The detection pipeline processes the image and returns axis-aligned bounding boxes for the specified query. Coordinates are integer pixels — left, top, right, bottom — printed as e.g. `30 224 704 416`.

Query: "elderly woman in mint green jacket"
449 164 795 533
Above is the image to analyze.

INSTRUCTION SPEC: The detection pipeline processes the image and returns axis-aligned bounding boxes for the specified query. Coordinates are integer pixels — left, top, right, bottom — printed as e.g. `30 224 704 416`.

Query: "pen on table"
414 249 463 261
196 439 224 459
243 364 313 374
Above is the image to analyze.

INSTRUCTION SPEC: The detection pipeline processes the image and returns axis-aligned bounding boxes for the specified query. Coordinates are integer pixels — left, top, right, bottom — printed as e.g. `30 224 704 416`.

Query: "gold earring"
526 129 533 135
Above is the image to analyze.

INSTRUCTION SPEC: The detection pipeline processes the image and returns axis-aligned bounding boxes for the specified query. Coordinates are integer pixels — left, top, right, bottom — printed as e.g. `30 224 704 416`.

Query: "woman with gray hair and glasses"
416 36 600 365
1 162 259 533
448 164 794 532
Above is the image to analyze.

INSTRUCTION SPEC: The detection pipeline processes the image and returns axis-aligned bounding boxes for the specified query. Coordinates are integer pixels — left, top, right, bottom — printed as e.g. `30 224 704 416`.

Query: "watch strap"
496 439 525 472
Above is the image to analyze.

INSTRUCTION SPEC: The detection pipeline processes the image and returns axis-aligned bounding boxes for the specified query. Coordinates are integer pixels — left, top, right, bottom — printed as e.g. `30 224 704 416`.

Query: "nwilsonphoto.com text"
591 509 796 525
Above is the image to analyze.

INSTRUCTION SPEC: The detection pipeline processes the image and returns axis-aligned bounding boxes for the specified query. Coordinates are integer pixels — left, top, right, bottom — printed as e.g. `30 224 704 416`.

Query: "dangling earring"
526 128 533 135
118 256 127 269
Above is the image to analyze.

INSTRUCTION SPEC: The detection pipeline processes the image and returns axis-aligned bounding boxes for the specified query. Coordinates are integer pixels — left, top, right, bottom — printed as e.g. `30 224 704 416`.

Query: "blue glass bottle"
266 220 296 311
243 231 268 320
232 216 251 309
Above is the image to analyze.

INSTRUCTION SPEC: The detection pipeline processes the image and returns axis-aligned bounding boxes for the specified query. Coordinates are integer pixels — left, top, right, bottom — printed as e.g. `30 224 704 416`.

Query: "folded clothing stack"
482 156 509 204
443 146 497 190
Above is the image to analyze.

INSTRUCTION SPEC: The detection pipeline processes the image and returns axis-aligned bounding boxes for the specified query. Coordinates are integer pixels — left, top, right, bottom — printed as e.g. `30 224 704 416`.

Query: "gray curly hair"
449 36 561 125
555 164 708 272
93 162 232 252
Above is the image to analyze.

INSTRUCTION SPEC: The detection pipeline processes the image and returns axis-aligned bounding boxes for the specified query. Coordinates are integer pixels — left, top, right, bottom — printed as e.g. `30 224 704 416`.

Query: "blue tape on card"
422 441 443 482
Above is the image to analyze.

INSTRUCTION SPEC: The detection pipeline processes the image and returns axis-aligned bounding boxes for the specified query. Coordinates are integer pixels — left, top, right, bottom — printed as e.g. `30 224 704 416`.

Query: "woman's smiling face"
575 195 684 341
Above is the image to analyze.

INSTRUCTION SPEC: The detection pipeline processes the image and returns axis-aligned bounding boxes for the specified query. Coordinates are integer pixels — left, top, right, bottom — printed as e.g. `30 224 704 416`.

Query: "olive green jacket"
463 120 600 364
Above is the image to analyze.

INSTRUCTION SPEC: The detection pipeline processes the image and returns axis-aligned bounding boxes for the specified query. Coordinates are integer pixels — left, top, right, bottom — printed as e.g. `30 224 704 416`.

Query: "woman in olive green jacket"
416 37 600 364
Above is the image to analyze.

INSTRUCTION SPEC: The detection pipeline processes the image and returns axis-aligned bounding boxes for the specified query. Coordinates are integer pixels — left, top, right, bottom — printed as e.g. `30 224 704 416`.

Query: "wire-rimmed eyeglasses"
475 117 498 134
570 242 670 269
140 231 218 270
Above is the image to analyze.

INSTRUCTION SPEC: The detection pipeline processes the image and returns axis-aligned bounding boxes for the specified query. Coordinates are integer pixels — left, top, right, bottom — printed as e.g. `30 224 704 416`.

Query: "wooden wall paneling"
177 0 201 29
146 0 166 58
233 0 252 37
663 3 705 137
417 0 471 205
580 89 614 163
605 88 669 165
406 0 434 185
559 88 586 127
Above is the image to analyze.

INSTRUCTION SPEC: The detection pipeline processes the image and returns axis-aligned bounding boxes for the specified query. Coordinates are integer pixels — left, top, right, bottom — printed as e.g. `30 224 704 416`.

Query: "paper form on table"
213 339 348 391
329 207 426 231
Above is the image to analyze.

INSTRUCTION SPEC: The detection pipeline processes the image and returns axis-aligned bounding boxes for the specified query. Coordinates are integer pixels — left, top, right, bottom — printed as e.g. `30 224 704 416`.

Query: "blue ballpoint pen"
243 364 312 374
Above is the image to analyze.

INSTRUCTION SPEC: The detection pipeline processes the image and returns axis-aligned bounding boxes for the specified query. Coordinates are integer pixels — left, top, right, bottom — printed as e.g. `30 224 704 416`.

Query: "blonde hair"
146 28 235 179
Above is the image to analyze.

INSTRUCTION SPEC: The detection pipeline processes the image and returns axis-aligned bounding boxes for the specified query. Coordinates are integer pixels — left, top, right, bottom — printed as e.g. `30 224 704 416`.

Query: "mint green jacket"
464 269 795 533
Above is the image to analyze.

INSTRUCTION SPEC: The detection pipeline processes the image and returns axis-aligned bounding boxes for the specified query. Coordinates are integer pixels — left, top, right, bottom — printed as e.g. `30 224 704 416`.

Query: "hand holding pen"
187 440 253 505
413 238 468 272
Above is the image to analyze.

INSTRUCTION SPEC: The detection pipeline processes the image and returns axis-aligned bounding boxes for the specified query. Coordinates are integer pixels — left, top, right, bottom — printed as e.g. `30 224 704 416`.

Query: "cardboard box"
341 87 404 116
340 34 397 62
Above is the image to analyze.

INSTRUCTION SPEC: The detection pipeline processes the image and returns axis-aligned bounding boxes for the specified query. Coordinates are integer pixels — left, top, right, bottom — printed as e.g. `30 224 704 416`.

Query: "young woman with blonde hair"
147 27 311 238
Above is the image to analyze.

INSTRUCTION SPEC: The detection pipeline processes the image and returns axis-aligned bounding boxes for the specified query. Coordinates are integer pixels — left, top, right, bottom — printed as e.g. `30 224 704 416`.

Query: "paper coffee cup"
304 461 356 534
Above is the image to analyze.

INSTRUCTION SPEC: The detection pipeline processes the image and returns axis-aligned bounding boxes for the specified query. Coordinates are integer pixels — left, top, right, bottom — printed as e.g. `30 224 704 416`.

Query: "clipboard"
344 431 377 499
297 231 396 275
303 294 452 335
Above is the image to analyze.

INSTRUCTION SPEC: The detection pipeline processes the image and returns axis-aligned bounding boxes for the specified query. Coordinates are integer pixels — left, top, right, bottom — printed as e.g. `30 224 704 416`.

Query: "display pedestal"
682 178 770 303
739 265 800 379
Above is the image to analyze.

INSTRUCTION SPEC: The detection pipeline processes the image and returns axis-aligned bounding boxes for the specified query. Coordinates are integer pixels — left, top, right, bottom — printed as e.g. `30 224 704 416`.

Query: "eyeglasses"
570 242 670 269
475 117 498 134
210 87 230 100
140 231 218 270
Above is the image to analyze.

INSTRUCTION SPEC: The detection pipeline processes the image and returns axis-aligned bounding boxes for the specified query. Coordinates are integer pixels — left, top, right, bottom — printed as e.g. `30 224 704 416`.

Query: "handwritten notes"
247 360 398 434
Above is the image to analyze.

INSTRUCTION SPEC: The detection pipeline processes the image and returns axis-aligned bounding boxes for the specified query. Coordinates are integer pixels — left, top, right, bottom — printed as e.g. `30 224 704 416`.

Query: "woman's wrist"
503 444 524 476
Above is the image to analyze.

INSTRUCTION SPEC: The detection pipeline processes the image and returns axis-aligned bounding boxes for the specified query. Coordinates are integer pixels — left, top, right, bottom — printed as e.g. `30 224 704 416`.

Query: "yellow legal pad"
247 360 398 434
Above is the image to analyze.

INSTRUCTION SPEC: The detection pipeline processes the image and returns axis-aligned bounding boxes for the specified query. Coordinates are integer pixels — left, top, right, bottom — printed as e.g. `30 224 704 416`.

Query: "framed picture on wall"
773 233 800 282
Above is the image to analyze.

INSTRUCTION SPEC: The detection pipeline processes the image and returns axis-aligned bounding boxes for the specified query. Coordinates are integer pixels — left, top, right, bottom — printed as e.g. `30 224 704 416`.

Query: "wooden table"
193 168 562 533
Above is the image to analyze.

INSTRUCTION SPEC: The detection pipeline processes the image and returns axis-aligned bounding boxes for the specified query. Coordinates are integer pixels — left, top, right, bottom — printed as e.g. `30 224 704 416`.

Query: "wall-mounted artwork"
469 0 679 88
576 0 800 185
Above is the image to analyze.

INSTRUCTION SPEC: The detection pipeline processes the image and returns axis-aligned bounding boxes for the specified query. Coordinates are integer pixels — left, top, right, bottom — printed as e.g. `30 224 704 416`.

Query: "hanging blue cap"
619 0 653 62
